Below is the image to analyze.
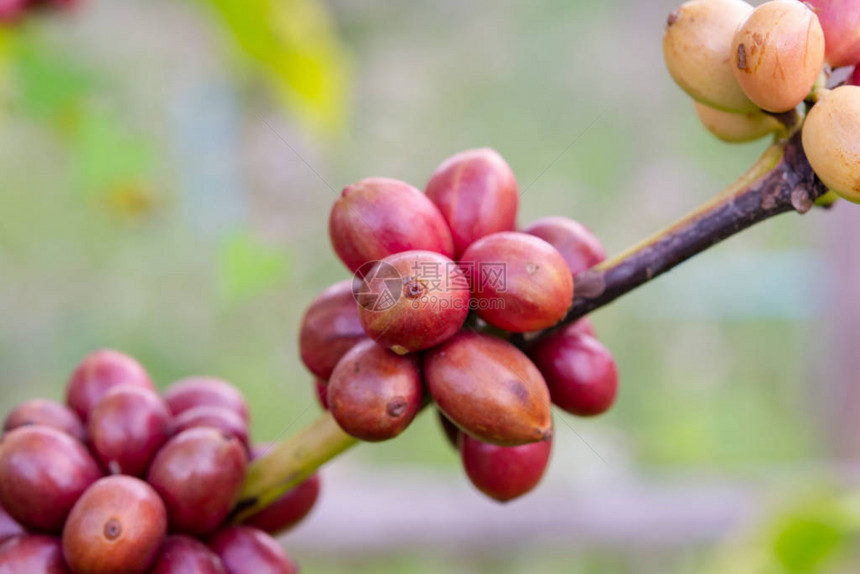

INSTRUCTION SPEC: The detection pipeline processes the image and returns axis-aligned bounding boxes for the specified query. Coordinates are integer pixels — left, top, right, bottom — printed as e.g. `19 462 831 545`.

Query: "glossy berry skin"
299 280 367 380
329 177 454 272
460 435 552 503
314 378 329 410
147 535 226 574
692 102 781 143
243 444 321 535
424 331 552 446
460 232 573 333
0 535 72 574
663 0 756 113
62 476 167 574
87 385 171 476
731 0 825 113
805 0 860 68
356 250 470 353
802 85 860 202
529 330 618 417
146 428 247 537
523 216 605 276
66 349 155 421
163 377 249 423
424 148 519 258
0 503 24 545
172 406 249 449
328 340 423 442
3 399 85 442
208 526 298 574
0 426 102 532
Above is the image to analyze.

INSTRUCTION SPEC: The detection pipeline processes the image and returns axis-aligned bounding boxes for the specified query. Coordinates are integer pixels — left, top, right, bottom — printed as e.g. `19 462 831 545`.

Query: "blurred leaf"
204 0 351 135
218 230 291 304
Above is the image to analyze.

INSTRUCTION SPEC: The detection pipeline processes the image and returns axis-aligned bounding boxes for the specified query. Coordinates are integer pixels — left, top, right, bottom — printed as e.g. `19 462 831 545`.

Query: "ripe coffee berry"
731 0 825 113
147 535 227 574
0 535 72 574
3 399 85 442
0 426 102 532
805 0 860 69
529 328 619 417
62 476 167 574
329 177 454 272
460 434 552 503
146 428 247 537
314 378 329 410
65 349 155 421
803 85 860 203
208 526 298 574
328 340 423 442
523 216 605 276
460 232 573 333
243 444 321 535
424 148 519 258
163 377 250 423
355 250 469 353
299 279 367 379
424 331 552 446
663 0 756 113
692 102 781 143
172 406 250 449
87 385 171 476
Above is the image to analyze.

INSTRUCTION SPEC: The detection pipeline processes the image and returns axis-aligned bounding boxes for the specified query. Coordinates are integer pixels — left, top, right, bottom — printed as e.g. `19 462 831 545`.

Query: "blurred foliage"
218 230 291 305
203 0 350 135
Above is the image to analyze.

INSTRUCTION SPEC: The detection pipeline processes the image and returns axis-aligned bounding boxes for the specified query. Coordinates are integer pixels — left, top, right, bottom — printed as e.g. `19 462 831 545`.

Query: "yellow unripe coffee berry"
693 102 781 143
664 0 757 113
802 85 860 203
731 0 825 113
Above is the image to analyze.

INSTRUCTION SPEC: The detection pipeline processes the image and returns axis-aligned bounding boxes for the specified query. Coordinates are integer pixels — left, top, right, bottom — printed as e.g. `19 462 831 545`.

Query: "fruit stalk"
231 413 357 523
236 132 826 520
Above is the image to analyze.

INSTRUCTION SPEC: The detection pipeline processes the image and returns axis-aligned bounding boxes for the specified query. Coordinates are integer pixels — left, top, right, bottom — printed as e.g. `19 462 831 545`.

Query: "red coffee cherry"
148 535 227 574
663 0 756 112
424 331 552 446
62 476 167 574
424 148 518 258
87 385 171 476
0 426 102 532
208 526 298 574
805 0 860 68
242 444 321 535
529 328 619 417
802 85 860 202
163 377 249 423
328 340 423 442
0 535 72 574
460 434 552 503
523 216 605 275
851 65 860 86
329 177 454 272
460 232 573 333
146 428 247 537
3 399 85 442
731 0 825 113
314 378 329 411
172 406 250 449
356 250 470 353
298 280 367 380
66 349 155 421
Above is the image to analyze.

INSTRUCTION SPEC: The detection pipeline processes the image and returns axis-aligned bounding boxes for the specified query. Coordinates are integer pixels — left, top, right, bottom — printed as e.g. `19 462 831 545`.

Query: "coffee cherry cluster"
0 349 319 573
665 0 860 204
0 0 77 25
303 148 619 502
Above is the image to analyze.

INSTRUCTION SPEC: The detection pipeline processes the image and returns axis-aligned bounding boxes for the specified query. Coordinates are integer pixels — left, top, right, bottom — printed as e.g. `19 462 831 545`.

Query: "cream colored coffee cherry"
731 0 825 113
664 0 757 113
693 102 781 143
802 85 860 203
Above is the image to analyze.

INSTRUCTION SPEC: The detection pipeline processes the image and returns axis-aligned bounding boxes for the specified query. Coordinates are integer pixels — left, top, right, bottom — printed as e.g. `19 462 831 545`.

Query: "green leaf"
218 230 291 304
203 0 351 135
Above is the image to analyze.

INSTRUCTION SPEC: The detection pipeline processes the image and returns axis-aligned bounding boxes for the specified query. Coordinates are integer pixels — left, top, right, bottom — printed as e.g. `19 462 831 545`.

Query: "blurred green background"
2 0 860 572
